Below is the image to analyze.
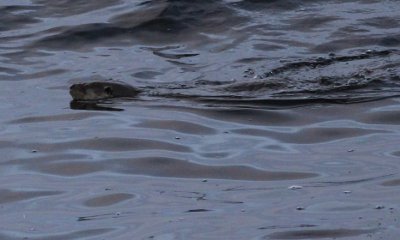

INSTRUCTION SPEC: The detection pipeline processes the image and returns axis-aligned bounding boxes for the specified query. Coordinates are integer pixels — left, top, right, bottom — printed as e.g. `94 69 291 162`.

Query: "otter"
69 50 399 103
69 81 141 101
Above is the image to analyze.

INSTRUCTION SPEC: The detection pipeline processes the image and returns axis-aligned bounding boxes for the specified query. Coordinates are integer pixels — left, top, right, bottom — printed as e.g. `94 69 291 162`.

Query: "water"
1 0 400 239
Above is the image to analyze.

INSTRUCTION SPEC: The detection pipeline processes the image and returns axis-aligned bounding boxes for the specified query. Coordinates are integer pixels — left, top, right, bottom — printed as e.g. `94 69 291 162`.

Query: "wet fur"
70 81 141 101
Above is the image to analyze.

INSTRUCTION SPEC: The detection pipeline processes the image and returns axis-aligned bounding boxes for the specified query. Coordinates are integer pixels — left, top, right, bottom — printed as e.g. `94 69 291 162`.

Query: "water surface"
1 0 400 239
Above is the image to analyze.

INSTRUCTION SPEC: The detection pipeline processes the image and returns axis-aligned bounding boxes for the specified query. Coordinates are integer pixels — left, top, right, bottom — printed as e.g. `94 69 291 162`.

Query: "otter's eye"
104 86 113 95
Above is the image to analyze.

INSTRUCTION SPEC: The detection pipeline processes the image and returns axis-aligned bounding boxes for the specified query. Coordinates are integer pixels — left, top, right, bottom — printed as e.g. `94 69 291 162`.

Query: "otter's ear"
104 86 113 95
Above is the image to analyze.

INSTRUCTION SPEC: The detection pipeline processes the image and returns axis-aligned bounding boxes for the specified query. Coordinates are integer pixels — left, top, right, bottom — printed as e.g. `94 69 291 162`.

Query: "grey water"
1 0 400 239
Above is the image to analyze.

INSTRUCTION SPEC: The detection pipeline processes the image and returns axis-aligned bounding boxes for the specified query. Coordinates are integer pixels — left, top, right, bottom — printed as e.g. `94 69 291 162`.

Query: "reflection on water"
1 0 400 239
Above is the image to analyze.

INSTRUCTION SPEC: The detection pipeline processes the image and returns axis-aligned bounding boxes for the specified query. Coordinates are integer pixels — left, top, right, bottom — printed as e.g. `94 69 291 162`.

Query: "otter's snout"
69 81 139 101
69 84 88 101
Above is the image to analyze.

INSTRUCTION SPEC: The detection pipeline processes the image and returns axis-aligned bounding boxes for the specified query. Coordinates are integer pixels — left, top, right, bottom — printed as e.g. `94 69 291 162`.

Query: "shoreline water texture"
1 1 400 239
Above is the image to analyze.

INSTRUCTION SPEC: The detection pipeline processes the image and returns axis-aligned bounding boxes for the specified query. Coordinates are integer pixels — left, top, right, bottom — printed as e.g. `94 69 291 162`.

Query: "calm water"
1 0 400 239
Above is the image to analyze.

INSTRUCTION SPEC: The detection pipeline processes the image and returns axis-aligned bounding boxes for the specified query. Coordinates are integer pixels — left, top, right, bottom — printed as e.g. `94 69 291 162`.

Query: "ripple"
380 178 400 186
0 228 115 240
0 189 62 204
22 137 192 153
135 120 216 135
84 193 135 207
33 161 103 176
232 127 385 144
108 157 318 181
266 228 376 239
32 0 122 17
8 112 108 124
0 5 40 31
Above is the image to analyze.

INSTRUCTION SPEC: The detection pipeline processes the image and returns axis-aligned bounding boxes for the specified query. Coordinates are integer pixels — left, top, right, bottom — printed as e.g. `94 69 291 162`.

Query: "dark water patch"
312 35 400 53
32 161 103 176
194 79 238 87
32 0 122 17
222 78 286 93
186 209 212 213
189 108 300 126
77 212 131 222
84 193 135 207
0 189 62 204
333 25 370 38
174 89 400 108
361 16 400 29
8 112 108 124
390 151 400 157
266 228 376 239
284 15 341 32
233 0 316 11
314 174 395 187
259 224 317 230
381 179 400 186
0 32 40 44
4 154 87 165
132 70 163 80
152 51 199 60
253 43 285 51
70 101 124 111
31 0 247 50
380 35 400 47
194 96 398 108
222 200 244 204
200 152 230 159
2 154 97 175
359 111 400 125
232 127 385 144
147 105 312 127
172 190 206 200
0 228 115 240
0 5 40 31
166 59 198 67
109 157 317 181
135 120 216 135
31 23 129 50
235 57 267 64
21 137 192 153
306 201 368 212
124 0 246 34
0 66 21 75
263 144 291 153
108 1 169 29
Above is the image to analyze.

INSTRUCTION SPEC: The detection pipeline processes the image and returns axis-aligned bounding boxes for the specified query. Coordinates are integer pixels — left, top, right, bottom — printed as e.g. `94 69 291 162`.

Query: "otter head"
70 82 115 101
